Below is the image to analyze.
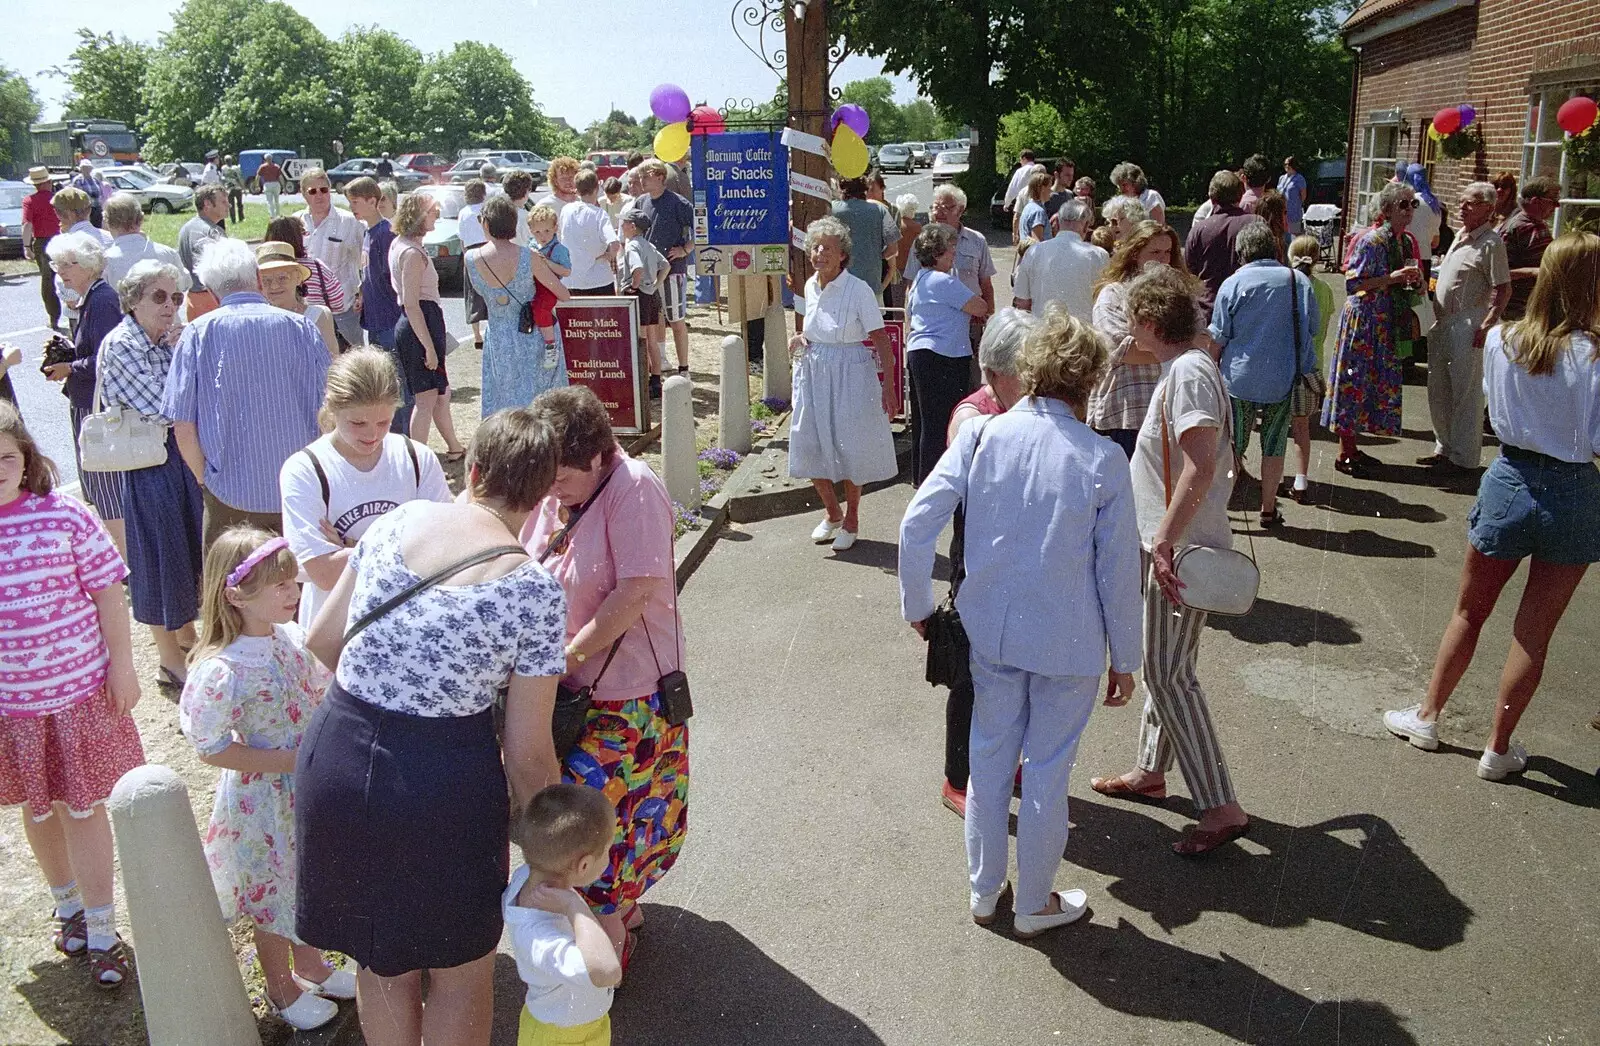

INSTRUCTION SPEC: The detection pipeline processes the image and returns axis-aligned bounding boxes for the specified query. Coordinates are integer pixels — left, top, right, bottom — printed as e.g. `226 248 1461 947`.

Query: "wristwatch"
565 644 587 664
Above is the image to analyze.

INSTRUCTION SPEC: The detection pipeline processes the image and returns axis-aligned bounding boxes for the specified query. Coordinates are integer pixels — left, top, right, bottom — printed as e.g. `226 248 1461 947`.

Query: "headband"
226 537 289 588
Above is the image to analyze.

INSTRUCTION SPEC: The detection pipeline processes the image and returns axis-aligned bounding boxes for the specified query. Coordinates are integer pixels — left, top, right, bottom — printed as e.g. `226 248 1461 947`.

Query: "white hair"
1057 198 1093 226
894 193 920 219
1234 219 1279 264
1103 195 1147 224
195 237 260 297
803 215 852 264
932 183 967 211
45 231 106 277
977 307 1039 377
1460 181 1496 206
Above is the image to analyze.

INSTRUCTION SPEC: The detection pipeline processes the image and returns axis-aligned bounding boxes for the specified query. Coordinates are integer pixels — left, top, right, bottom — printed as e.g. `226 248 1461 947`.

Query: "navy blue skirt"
121 430 203 629
294 682 509 976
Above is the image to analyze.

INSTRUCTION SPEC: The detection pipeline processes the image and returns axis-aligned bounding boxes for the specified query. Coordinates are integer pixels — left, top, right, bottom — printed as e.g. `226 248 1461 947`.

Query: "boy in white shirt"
503 784 623 1046
619 210 671 396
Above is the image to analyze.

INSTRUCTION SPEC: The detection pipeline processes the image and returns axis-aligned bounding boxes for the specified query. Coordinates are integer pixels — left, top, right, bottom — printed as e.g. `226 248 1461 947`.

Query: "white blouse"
1484 328 1600 463
803 270 885 345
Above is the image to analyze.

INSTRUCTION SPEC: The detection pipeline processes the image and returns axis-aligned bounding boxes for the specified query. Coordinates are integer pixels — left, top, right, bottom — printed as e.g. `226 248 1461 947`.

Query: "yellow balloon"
832 124 869 179
654 121 690 163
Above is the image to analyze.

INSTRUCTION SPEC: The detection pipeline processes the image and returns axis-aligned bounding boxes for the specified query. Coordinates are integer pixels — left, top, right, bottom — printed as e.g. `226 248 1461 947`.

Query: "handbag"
1160 353 1259 617
475 249 538 335
924 418 990 689
77 349 169 473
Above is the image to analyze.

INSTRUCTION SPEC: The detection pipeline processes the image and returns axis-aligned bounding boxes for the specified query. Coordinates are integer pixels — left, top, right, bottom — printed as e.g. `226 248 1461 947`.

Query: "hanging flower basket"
1566 125 1600 175
1439 127 1482 160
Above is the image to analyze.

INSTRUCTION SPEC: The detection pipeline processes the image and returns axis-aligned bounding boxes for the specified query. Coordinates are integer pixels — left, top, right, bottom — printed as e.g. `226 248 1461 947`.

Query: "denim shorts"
1467 448 1600 565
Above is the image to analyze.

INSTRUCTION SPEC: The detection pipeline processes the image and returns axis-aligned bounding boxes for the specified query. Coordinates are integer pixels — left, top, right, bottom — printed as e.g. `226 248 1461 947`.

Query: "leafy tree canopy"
0 66 41 176
54 31 152 134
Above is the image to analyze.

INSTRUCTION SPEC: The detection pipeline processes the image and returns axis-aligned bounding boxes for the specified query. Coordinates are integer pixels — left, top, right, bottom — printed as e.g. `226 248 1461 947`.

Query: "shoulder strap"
302 447 331 510
1160 350 1233 508
405 437 421 489
538 462 622 563
1289 267 1302 364
343 544 527 646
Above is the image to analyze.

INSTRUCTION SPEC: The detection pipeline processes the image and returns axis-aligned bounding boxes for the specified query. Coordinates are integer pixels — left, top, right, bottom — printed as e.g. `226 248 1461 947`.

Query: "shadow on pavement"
1019 917 1419 1044
587 906 887 1045
1206 597 1361 647
1269 525 1436 559
1427 744 1600 810
14 955 148 1046
1319 483 1448 523
1064 800 1472 952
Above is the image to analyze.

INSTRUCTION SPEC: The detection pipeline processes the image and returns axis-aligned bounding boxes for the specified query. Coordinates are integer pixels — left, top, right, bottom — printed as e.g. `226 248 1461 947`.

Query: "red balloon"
1432 107 1462 135
1557 95 1599 137
689 105 726 135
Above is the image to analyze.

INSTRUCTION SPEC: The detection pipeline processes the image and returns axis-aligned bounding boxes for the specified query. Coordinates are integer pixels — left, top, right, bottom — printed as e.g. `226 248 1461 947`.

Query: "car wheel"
285 180 298 195
150 199 172 214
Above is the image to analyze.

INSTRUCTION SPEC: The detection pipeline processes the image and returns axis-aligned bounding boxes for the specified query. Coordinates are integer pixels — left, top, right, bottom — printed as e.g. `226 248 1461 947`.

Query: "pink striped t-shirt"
0 491 128 717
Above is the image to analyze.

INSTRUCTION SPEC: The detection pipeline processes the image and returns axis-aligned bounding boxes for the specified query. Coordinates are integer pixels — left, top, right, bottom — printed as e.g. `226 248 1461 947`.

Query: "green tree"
201 3 347 161
333 27 424 155
141 0 256 161
54 31 153 133
582 109 654 152
0 66 41 176
415 42 550 156
898 98 937 142
837 76 904 144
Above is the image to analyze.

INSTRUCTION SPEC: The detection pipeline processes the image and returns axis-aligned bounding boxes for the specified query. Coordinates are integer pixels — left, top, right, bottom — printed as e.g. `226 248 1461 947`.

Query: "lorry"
30 119 141 171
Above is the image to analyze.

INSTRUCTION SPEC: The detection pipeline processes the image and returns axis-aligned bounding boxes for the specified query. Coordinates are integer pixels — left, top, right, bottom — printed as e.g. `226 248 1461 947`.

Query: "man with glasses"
1501 176 1559 321
298 167 366 349
1418 182 1510 474
179 185 229 320
903 184 998 351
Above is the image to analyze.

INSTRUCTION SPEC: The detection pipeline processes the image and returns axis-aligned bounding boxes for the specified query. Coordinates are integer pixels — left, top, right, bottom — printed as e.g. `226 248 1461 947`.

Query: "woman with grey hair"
1110 162 1165 226
1101 195 1149 246
43 231 126 557
1207 220 1319 527
907 223 990 483
98 259 204 692
789 215 899 552
936 307 1039 818
1323 179 1424 476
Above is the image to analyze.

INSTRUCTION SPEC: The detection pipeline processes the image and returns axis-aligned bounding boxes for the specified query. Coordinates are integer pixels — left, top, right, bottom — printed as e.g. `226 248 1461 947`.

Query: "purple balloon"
835 103 870 139
1458 103 1477 128
650 84 692 125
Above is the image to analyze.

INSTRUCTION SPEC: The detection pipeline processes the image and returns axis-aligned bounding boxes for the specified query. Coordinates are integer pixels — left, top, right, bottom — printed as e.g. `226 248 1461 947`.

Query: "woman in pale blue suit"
899 304 1144 939
466 195 571 415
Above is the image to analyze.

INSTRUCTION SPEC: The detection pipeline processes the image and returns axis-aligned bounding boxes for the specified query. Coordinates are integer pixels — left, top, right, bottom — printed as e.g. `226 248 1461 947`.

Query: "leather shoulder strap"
343 544 527 646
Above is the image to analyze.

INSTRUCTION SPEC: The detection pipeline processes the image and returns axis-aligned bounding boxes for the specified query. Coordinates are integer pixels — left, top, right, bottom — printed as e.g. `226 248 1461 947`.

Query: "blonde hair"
393 192 434 237
528 203 558 228
547 156 581 184
1287 234 1321 270
1505 231 1600 377
1093 221 1188 300
190 526 298 667
1027 170 1053 202
322 348 401 421
1017 304 1109 407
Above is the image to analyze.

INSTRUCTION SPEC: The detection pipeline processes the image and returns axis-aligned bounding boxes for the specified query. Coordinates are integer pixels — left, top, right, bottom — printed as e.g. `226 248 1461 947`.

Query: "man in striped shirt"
161 239 330 551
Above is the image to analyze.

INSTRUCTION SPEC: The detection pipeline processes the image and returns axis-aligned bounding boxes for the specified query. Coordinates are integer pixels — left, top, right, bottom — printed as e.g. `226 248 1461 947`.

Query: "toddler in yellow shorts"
503 784 624 1045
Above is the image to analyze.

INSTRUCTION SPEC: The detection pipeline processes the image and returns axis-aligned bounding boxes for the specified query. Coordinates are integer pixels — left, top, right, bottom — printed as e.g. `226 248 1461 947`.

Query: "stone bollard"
108 765 261 1046
718 335 752 455
762 302 791 404
661 373 700 511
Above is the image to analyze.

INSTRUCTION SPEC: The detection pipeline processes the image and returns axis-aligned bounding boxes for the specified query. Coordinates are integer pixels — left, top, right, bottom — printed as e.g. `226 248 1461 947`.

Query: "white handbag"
1160 352 1259 617
78 351 169 473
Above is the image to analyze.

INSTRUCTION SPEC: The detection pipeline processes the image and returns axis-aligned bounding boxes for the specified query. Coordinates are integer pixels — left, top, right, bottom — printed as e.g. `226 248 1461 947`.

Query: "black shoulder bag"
924 419 990 690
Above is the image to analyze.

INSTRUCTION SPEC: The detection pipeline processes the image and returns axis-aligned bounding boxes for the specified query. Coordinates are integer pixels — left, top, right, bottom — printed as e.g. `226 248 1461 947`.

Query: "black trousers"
908 350 974 485
33 237 60 327
943 508 972 789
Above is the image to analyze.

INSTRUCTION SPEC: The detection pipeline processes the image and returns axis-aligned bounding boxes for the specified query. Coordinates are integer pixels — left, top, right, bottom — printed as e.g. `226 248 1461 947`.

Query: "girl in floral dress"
0 403 144 990
179 526 353 1031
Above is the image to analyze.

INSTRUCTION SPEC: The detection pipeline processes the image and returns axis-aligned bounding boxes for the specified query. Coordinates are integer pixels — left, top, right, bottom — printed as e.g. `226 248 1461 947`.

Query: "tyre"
284 180 298 195
149 199 172 214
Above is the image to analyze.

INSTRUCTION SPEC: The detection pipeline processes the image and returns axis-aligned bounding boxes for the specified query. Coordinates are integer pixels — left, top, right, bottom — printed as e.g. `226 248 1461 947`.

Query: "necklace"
477 501 520 536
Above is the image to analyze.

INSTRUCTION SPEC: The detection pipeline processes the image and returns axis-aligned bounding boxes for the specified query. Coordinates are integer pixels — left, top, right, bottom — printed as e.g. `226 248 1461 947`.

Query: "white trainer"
971 881 1011 926
294 967 357 1000
1477 742 1528 781
1013 889 1089 939
831 529 858 552
1383 705 1439 751
274 989 339 1031
810 518 841 543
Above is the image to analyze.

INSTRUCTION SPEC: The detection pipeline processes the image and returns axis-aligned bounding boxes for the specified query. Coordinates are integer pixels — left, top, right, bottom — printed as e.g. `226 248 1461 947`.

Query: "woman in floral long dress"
1323 181 1426 477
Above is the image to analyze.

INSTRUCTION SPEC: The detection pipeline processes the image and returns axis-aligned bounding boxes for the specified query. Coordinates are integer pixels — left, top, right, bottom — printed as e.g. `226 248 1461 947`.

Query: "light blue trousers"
966 649 1098 917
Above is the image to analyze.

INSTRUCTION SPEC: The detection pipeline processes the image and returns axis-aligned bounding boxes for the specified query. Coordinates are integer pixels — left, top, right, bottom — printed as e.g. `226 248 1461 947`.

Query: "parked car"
586 151 630 182
324 158 425 192
0 180 27 257
906 142 932 168
447 150 549 186
414 184 466 285
877 143 915 175
159 162 205 188
931 149 969 185
99 167 195 213
396 152 451 184
239 149 299 193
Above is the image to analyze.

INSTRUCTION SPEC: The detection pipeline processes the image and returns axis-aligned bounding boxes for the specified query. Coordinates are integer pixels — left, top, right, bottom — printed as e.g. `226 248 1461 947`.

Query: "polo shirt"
636 190 694 276
1012 231 1109 323
1434 222 1509 321
1501 210 1552 320
22 186 61 240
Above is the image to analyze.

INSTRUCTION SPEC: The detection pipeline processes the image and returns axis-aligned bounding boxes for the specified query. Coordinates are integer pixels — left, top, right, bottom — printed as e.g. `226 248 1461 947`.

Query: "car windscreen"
0 186 25 209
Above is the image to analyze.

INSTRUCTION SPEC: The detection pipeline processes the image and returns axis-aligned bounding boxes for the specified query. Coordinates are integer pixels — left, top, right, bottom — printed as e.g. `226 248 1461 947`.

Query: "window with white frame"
1524 86 1600 234
1357 117 1401 226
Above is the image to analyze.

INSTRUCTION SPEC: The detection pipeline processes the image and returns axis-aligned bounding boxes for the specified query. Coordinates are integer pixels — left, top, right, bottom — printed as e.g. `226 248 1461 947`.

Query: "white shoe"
810 518 842 543
1477 742 1528 781
1012 889 1089 939
1383 705 1439 751
831 529 858 552
274 989 339 1031
971 881 1011 926
294 967 357 1000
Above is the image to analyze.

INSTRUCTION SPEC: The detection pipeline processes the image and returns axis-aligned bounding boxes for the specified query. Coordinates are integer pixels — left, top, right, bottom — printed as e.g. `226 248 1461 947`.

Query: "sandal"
1172 818 1251 857
156 666 185 696
620 929 639 972
1090 775 1168 802
442 449 467 463
89 937 131 989
53 909 87 957
1258 508 1284 529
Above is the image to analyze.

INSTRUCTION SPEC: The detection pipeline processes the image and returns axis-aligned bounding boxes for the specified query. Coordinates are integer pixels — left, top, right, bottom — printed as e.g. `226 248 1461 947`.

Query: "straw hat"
26 166 51 184
255 241 310 283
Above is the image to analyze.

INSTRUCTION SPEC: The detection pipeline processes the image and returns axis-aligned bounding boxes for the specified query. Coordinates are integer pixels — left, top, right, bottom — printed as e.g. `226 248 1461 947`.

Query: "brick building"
1341 0 1600 234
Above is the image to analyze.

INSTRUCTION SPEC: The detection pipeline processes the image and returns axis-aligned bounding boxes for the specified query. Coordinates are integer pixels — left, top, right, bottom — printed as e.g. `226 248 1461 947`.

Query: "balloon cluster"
648 85 728 163
828 104 871 179
1557 96 1599 137
1429 104 1477 139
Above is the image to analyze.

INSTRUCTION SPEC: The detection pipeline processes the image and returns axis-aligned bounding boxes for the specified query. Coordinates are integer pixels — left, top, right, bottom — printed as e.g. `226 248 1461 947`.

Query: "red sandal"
53 909 87 958
1090 775 1168 802
1172 818 1251 857
89 937 132 989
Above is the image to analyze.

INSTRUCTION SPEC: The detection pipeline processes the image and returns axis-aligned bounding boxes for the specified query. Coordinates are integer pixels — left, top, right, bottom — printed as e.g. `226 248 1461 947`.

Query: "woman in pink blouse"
0 403 145 989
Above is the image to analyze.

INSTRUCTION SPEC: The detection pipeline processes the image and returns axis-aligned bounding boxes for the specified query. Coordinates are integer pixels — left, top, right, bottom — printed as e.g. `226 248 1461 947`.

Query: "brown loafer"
1172 817 1251 857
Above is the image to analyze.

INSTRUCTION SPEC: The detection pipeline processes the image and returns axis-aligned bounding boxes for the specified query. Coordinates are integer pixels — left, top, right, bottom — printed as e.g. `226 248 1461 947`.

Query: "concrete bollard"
661 373 700 511
762 302 791 404
108 765 261 1046
718 335 752 455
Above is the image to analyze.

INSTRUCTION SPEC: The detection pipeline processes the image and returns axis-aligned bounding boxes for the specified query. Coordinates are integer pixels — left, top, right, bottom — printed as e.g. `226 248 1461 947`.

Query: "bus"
31 120 141 171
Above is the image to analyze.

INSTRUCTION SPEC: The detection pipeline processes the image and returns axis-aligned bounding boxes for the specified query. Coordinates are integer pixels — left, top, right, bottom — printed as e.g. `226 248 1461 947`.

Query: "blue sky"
6 0 919 128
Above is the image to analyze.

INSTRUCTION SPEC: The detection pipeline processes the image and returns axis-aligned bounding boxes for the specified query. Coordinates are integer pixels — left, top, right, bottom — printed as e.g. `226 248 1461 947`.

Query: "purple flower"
697 447 742 470
760 396 791 412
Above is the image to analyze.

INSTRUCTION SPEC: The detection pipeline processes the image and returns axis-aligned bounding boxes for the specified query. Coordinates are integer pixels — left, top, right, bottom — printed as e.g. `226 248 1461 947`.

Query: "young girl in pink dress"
0 402 145 989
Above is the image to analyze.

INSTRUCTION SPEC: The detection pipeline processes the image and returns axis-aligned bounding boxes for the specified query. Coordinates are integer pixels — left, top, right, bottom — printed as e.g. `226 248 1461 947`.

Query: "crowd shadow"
1062 799 1472 952
14 954 146 1046
1016 917 1418 1044
1429 743 1600 810
1207 597 1361 647
1319 484 1447 524
450 384 481 407
1270 525 1436 559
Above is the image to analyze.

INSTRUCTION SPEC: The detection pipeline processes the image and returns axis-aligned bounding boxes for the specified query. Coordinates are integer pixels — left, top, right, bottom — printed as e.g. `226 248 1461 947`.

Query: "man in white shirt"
1011 199 1107 322
102 192 192 300
200 151 222 186
558 170 620 295
299 166 367 349
1002 149 1039 217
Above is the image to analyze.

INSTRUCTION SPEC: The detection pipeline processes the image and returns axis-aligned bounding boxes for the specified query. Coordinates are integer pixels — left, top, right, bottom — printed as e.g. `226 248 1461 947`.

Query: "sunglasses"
304 186 330 196
142 289 178 305
1395 199 1420 209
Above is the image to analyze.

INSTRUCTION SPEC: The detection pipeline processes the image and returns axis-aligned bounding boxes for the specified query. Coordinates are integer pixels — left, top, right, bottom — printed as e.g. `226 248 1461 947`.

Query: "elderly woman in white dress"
900 305 1143 939
789 215 899 552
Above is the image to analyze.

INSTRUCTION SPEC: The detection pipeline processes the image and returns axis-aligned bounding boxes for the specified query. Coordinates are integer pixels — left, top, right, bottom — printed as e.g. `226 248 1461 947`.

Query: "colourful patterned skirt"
1322 292 1402 437
563 692 689 915
0 687 146 821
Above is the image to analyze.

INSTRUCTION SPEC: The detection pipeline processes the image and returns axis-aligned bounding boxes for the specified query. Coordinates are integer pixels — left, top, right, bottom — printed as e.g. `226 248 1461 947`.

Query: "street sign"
691 130 789 247
555 297 649 434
